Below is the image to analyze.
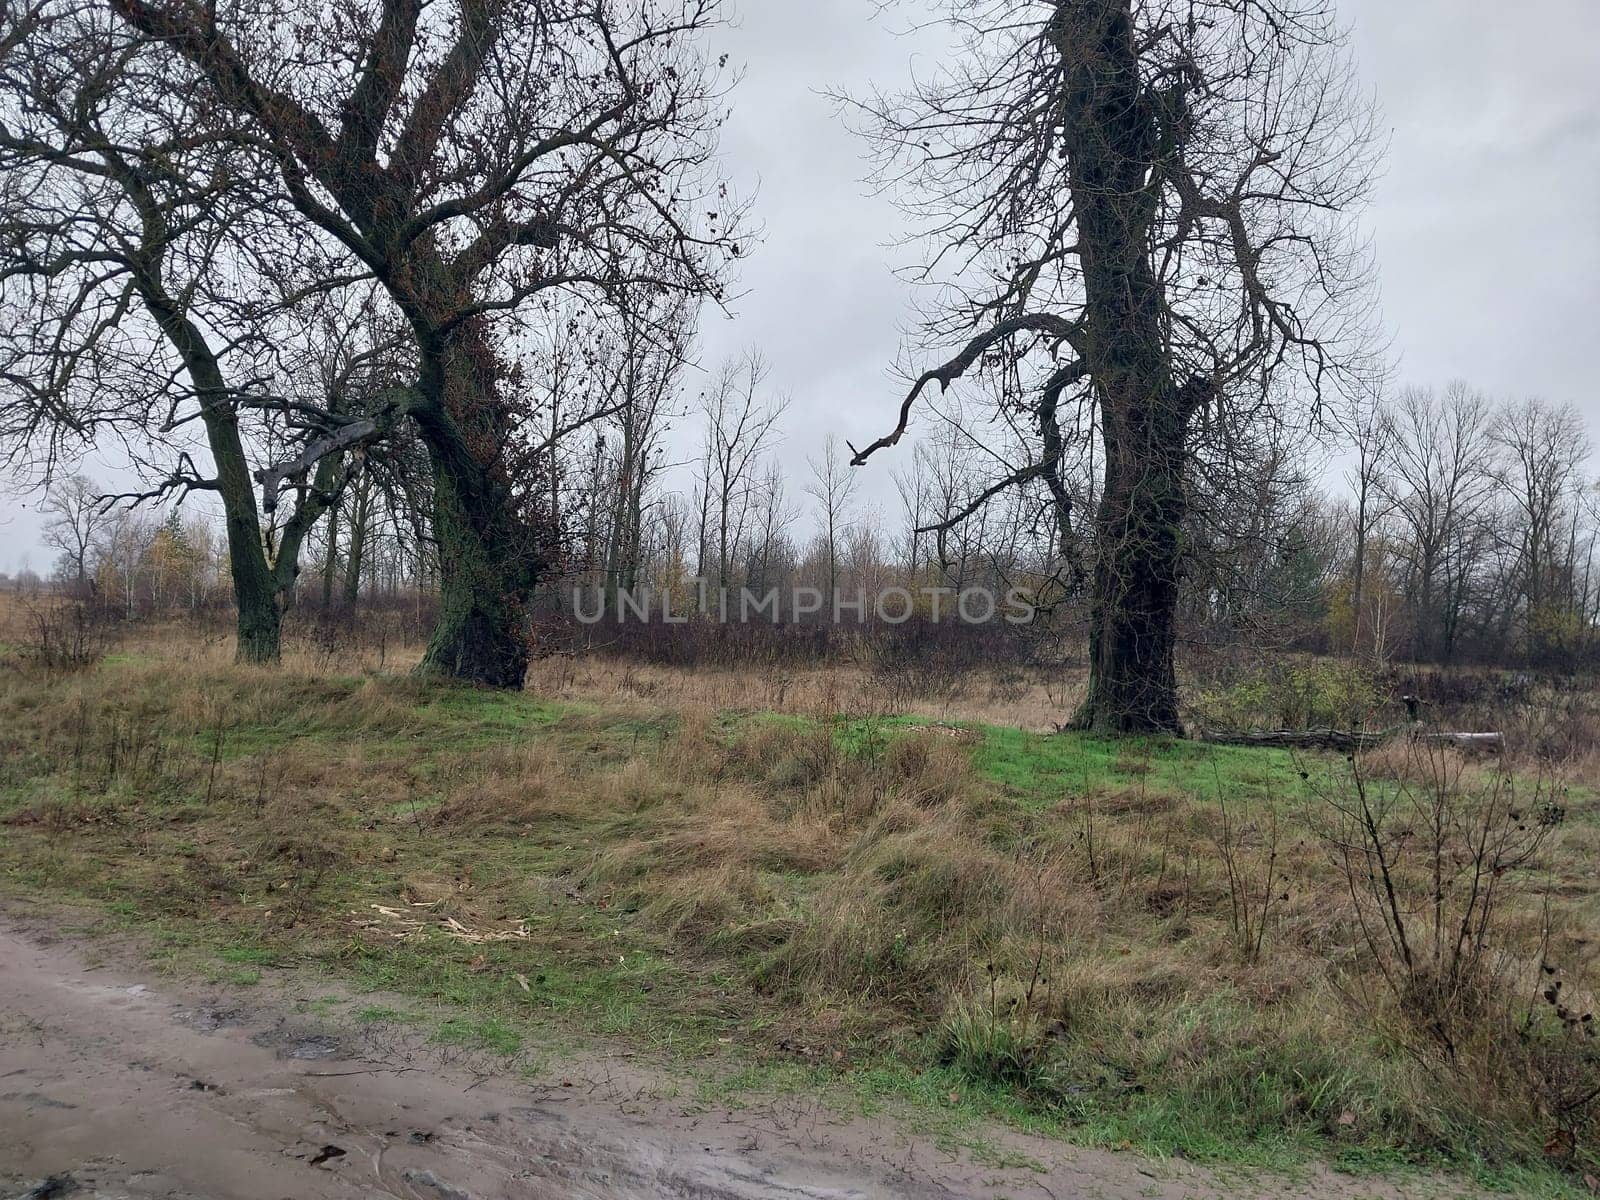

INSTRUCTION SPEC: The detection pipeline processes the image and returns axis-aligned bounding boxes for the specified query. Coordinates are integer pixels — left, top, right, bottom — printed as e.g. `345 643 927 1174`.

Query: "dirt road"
1 911 1467 1200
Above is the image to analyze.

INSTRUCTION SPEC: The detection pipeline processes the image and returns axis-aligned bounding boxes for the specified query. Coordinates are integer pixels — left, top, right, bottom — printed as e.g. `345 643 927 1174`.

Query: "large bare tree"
847 0 1381 732
108 0 745 685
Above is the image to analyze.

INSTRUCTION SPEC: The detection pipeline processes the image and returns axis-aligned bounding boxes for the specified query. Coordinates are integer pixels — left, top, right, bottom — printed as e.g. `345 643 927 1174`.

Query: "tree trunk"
413 340 543 688
199 391 284 665
321 499 340 610
1071 392 1188 734
343 473 370 612
418 453 534 686
137 268 287 666
233 563 283 664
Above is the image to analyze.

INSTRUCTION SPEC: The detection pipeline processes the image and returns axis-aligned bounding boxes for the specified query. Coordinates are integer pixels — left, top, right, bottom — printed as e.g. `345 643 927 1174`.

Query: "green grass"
435 1015 523 1055
972 724 1321 809
218 944 280 966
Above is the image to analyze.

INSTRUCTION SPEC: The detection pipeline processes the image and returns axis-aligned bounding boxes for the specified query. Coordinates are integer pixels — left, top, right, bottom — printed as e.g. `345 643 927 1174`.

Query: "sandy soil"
0 910 1475 1200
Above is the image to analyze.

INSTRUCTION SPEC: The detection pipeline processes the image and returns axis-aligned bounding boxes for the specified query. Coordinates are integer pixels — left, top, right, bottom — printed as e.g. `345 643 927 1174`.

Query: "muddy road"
1 912 1469 1199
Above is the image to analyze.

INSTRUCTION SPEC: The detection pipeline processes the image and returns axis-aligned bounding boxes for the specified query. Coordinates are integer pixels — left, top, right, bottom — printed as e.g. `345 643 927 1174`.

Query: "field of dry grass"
3 599 1600 1195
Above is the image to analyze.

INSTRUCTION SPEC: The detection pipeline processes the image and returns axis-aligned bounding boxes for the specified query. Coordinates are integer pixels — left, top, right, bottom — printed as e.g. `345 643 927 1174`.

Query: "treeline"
26 472 427 619
548 376 1600 673
26 374 1600 674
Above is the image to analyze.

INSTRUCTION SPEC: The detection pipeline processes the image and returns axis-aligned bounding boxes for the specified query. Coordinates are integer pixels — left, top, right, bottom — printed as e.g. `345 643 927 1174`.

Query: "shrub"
18 598 116 672
1315 739 1600 1164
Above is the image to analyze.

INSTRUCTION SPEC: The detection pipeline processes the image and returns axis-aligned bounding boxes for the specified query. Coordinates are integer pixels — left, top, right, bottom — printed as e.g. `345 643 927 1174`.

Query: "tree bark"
343 472 371 612
413 338 541 688
165 316 286 666
210 411 284 665
1073 396 1189 733
321 497 340 610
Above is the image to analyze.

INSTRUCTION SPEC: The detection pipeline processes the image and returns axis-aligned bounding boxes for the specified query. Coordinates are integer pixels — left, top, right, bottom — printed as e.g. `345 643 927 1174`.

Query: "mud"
0 912 1468 1199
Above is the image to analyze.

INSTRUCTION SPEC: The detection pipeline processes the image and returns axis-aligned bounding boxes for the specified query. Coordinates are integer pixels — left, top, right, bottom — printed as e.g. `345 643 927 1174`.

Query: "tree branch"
849 313 1081 466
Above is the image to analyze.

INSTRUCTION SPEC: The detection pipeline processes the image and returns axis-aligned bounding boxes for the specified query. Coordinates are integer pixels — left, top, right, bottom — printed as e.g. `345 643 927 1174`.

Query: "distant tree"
807 434 858 614
1381 383 1495 662
848 0 1381 732
40 474 111 596
1490 397 1591 664
598 297 694 609
697 353 787 593
1342 387 1395 658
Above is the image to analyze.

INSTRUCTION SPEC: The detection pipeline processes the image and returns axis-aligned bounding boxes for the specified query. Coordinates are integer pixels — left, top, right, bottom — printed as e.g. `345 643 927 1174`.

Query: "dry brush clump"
9 596 120 673
585 717 991 967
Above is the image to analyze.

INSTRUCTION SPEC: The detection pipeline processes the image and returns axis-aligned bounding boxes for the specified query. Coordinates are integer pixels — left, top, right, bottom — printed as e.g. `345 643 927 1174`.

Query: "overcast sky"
3 0 1597 573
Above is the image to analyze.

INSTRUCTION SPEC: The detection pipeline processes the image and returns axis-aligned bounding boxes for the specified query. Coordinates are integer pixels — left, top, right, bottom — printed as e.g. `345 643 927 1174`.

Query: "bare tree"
40 473 112 595
747 462 798 598
0 3 379 661
109 0 746 686
1489 397 1591 663
806 434 857 613
696 352 786 592
1341 386 1394 657
1381 383 1495 662
846 0 1381 732
600 296 694 608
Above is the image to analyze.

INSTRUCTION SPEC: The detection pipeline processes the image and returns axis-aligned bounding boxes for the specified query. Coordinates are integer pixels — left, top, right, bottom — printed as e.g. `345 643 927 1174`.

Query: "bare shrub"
1314 739 1600 1158
1211 795 1281 965
19 598 116 672
862 631 971 713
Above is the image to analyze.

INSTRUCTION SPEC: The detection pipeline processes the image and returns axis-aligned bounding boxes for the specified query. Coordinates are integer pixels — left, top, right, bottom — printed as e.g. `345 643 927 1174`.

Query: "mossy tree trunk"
143 289 289 666
412 335 544 689
1071 387 1191 734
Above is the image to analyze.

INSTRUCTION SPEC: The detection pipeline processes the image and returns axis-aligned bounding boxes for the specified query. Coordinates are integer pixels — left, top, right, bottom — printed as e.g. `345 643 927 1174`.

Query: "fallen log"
1195 728 1386 752
1194 726 1503 754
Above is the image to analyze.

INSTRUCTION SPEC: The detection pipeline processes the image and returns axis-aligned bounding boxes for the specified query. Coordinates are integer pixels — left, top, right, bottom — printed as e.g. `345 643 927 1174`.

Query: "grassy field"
3 620 1600 1196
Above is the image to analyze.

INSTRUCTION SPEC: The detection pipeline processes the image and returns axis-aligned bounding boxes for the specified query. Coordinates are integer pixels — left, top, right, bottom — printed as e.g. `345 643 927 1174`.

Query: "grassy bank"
2 645 1597 1195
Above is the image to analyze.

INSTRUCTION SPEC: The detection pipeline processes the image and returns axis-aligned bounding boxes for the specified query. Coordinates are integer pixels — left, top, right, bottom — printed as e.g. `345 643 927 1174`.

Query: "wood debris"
358 903 529 944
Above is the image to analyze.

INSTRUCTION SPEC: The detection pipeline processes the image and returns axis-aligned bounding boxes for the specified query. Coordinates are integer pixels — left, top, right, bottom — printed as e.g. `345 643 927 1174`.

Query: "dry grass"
522 653 1087 732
